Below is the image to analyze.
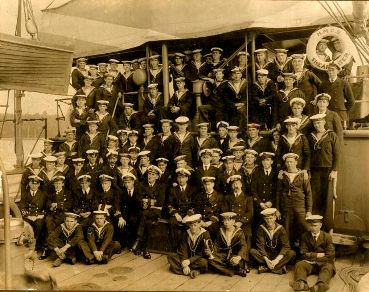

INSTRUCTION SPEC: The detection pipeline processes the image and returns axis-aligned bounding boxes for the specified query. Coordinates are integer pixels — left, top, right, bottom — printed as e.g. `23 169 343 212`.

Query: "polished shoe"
245 264 250 273
101 255 109 264
258 265 269 274
130 239 140 252
52 258 63 267
143 250 151 260
289 280 310 291
237 269 247 277
189 270 200 279
85 258 95 265
70 257 77 265
39 249 50 260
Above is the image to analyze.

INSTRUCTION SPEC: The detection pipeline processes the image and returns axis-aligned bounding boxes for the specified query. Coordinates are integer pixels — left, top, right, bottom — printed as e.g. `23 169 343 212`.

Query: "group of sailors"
18 39 356 292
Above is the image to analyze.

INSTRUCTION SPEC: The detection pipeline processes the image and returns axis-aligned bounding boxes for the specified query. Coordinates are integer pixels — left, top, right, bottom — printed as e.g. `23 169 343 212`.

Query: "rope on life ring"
306 26 353 71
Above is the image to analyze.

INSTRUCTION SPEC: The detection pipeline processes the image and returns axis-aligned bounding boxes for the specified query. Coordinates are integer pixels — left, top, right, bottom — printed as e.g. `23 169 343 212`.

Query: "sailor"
250 208 295 274
59 128 78 163
250 69 277 129
208 212 249 277
194 123 218 162
232 145 246 172
127 145 141 169
167 214 213 278
172 116 196 167
167 76 194 120
142 123 160 162
71 57 88 90
210 148 223 169
131 59 139 71
121 60 139 107
156 157 172 185
308 113 340 232
121 130 143 154
66 157 85 195
108 58 123 94
156 119 179 164
290 215 335 292
93 62 109 88
47 212 91 267
218 155 240 196
96 73 123 118
117 102 142 131
89 64 100 86
85 207 122 264
73 74 99 109
136 150 152 182
138 57 147 70
41 138 56 158
78 118 106 158
38 155 61 194
149 54 167 93
210 47 227 72
193 148 219 189
170 52 193 90
319 62 355 124
142 83 165 127
268 49 292 88
237 51 251 81
82 149 103 186
70 94 90 140
254 48 273 72
276 153 312 245
116 152 137 186
215 121 230 155
20 152 43 195
187 48 212 80
117 129 130 149
330 37 354 79
285 97 312 136
316 39 331 62
245 123 273 154
240 148 258 195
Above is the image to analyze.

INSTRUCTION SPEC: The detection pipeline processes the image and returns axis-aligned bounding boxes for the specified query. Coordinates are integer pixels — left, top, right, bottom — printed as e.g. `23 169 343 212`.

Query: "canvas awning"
39 0 353 57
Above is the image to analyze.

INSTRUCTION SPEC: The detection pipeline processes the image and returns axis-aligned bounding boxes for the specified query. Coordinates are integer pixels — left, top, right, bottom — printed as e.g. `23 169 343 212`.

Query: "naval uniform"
71 68 88 90
167 90 195 120
78 131 106 158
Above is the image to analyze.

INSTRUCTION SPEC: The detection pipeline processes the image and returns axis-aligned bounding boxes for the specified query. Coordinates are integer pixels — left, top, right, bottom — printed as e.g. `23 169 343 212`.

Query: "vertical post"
44 118 48 139
162 42 170 106
245 31 249 128
251 31 256 83
145 44 151 85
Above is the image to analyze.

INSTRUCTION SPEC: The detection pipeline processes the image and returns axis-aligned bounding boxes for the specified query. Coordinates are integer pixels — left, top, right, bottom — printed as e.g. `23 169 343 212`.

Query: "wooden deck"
25 250 364 291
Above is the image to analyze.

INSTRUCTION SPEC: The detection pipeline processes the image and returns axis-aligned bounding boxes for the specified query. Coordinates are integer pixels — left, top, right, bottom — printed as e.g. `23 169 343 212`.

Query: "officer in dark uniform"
20 152 43 196
193 148 219 190
141 124 160 162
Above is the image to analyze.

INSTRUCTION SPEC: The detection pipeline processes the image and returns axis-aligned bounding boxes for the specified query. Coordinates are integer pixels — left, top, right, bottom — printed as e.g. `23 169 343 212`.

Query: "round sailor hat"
148 83 159 89
86 118 100 124
131 59 139 64
275 49 288 54
183 50 193 55
138 57 147 62
117 129 130 135
222 155 235 161
122 173 137 181
217 121 229 129
55 152 66 157
192 49 202 54
291 54 305 59
156 157 169 163
121 60 132 64
227 125 239 131
123 103 134 108
138 150 151 157
128 130 139 136
109 59 120 63
160 119 173 124
28 175 43 183
72 157 85 163
97 62 108 66
119 152 131 158
175 77 186 82
76 58 87 63
143 123 155 129
220 212 237 219
282 153 299 161
305 214 323 223
231 66 242 73
43 156 57 162
174 52 185 58
89 65 98 69
174 155 187 162
201 176 216 183
149 55 160 60
244 149 258 156
259 152 275 160
254 48 267 53
106 150 119 157
231 145 245 152
53 175 65 182
65 127 76 134
99 174 114 181
175 168 191 176
29 152 43 159
290 97 306 107
97 99 109 105
310 113 327 121
77 174 91 181
247 123 261 129
43 138 54 144
318 38 329 44
284 117 300 124
75 94 87 99
315 93 331 102
64 212 79 219
147 165 162 176
199 149 213 157
93 205 109 215
183 214 202 224
261 208 277 217
211 148 223 155
257 69 269 75
227 174 242 184
197 122 209 128
282 72 296 79
86 149 99 155
128 146 140 153
238 51 250 56
211 47 223 52
213 68 225 73
175 116 190 124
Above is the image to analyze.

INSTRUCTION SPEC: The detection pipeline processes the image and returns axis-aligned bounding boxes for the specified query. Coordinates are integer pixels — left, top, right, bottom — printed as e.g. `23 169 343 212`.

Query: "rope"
0 90 11 139
23 0 39 39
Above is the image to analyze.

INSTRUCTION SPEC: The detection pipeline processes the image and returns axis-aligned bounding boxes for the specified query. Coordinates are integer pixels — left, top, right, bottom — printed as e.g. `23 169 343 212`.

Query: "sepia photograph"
0 0 369 291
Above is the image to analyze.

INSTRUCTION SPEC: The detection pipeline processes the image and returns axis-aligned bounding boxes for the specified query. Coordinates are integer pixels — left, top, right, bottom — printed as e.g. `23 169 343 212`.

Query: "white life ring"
306 26 353 71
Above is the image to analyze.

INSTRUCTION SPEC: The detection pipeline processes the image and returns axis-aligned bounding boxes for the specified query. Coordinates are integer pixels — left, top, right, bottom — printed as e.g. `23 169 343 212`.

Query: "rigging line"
319 1 365 64
44 0 57 11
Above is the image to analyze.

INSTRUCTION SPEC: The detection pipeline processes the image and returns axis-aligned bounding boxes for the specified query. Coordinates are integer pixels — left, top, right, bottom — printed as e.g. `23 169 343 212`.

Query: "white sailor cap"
97 62 108 66
138 150 151 157
192 49 202 54
43 156 57 162
254 48 267 53
93 205 110 215
149 55 160 60
122 173 137 181
156 157 169 163
315 93 331 102
261 208 277 217
143 123 155 129
119 152 131 158
197 122 209 128
117 129 130 135
53 175 65 182
211 47 223 52
97 100 109 105
275 49 288 54
99 174 114 181
106 150 119 157
109 59 120 63
231 145 245 152
28 175 43 183
201 176 216 183
244 149 258 156
318 39 329 44
290 97 306 107
174 52 185 58
175 116 190 124
238 51 250 56
220 212 237 219
211 148 223 155
222 155 235 161
216 121 229 128
175 168 191 176
89 65 98 69
128 130 139 136
213 68 225 73
121 60 132 64
199 149 213 156
147 165 162 176
227 174 242 184
138 57 147 62
160 119 173 124
247 123 261 129
291 54 305 59
77 174 91 181
64 212 79 219
282 153 299 161
55 151 66 157
227 125 239 131
175 77 186 82
148 83 159 89
305 214 323 222
231 66 242 73
72 157 85 163
183 214 202 224
29 153 43 159
256 69 269 75
86 149 99 155
310 113 327 121
174 155 187 162
76 57 87 63
128 146 140 152
259 152 275 159
284 117 300 124
131 59 139 63
282 72 296 79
